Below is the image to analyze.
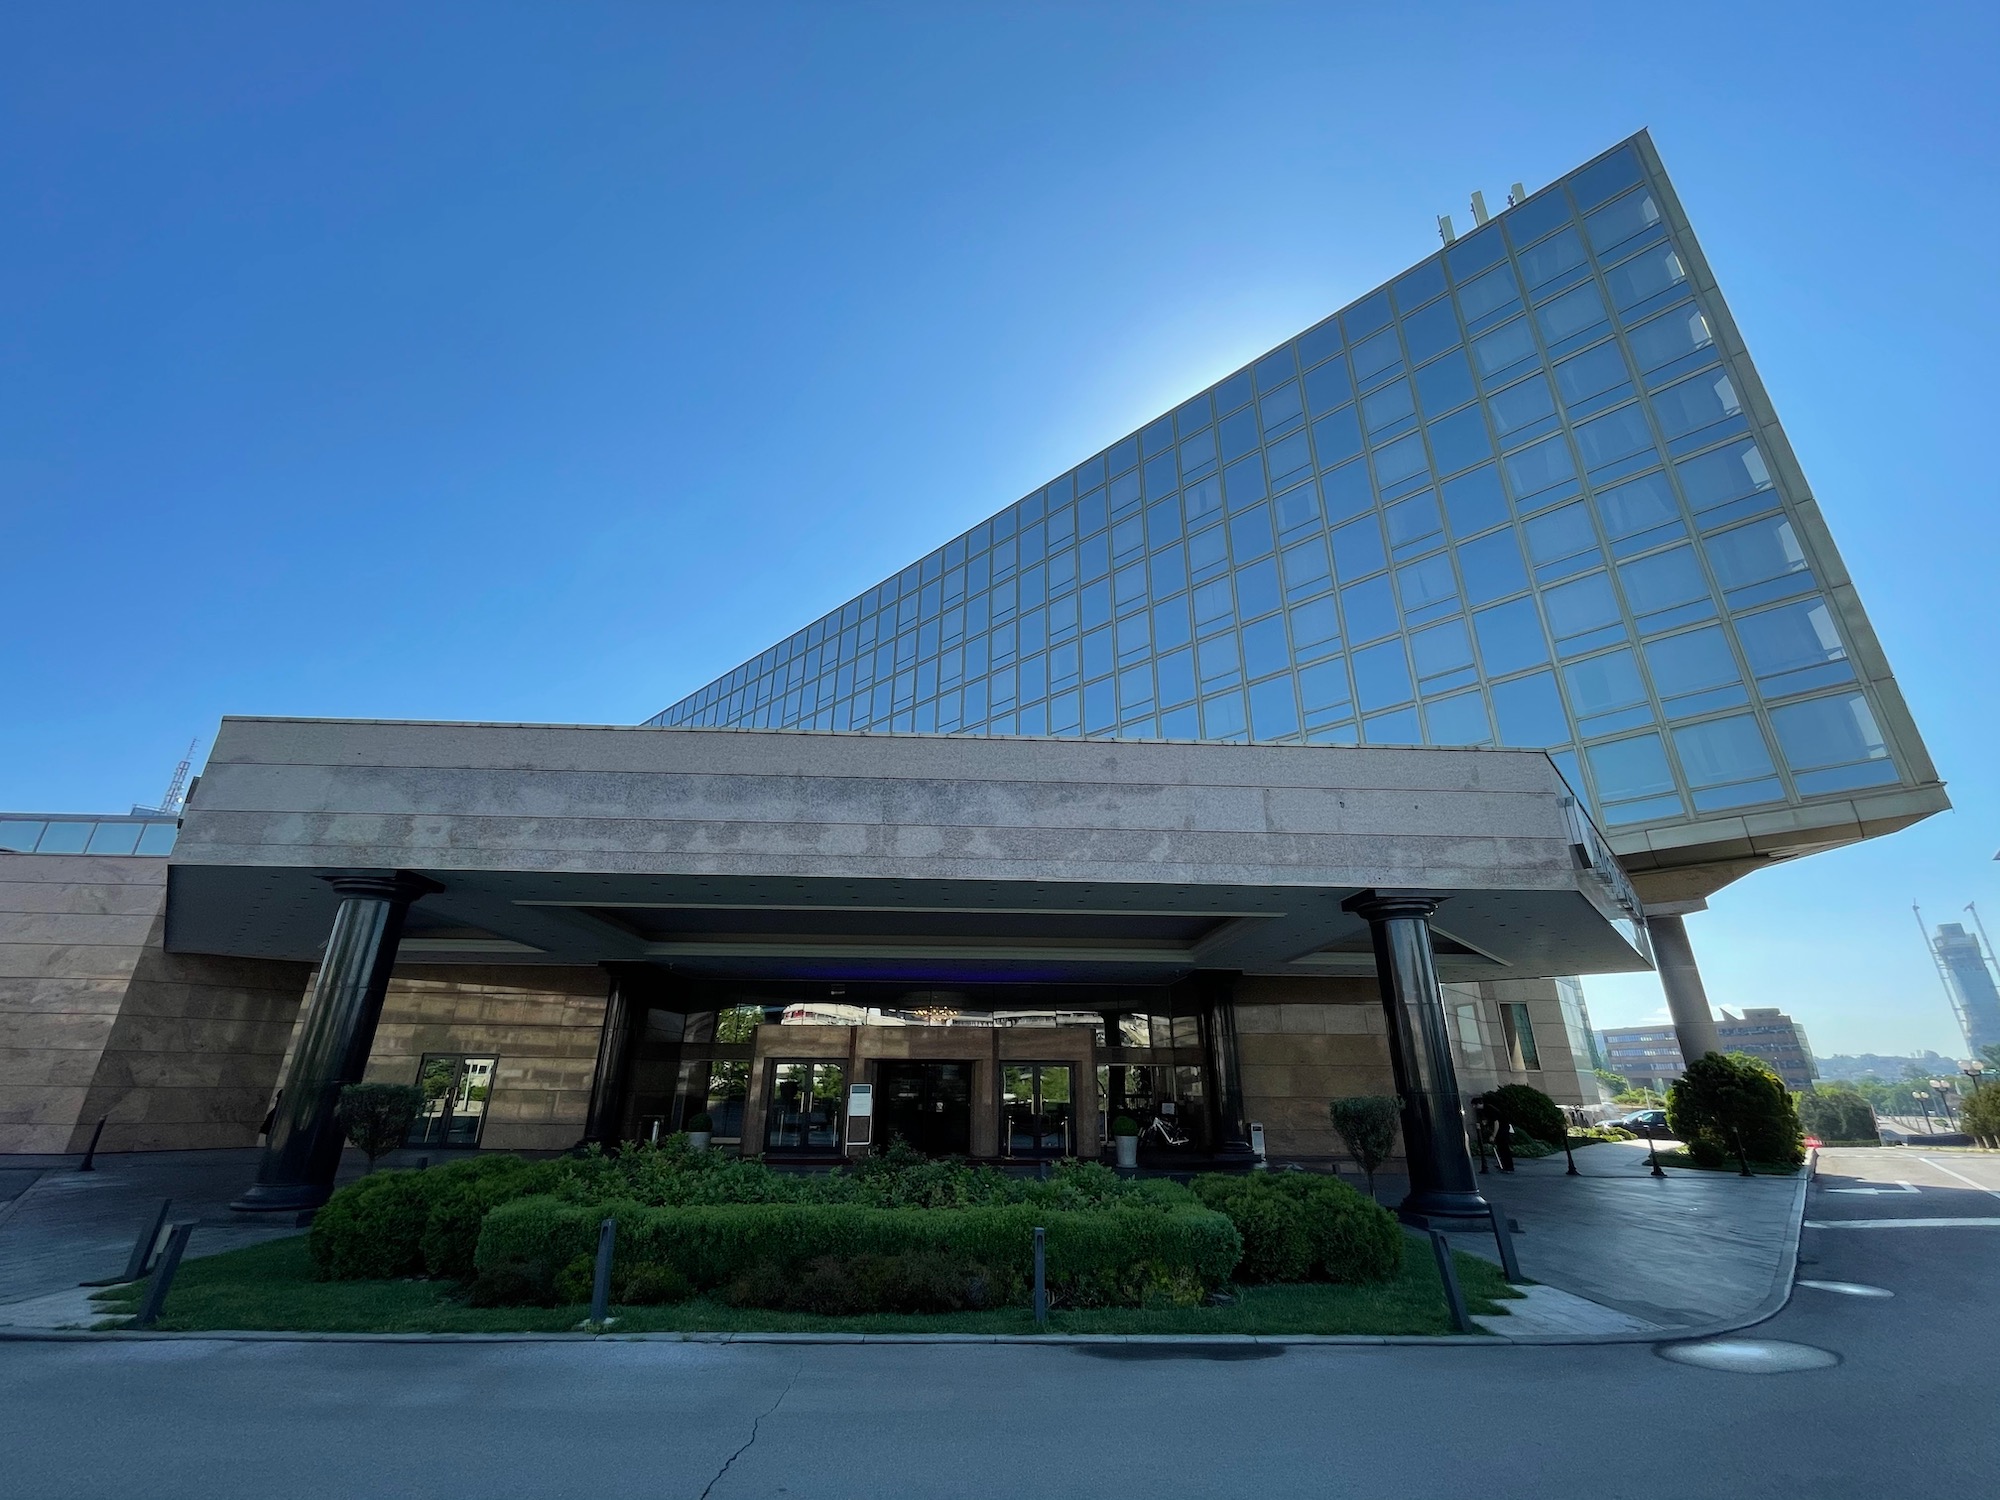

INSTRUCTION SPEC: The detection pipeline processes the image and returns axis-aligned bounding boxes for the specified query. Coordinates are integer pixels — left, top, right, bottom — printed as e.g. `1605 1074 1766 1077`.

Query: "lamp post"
1930 1079 1957 1127
1963 1061 1987 1095
1913 1089 1934 1134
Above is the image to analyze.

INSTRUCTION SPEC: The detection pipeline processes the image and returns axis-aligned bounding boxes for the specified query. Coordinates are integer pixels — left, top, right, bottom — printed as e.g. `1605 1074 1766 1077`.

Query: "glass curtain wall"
644 135 1913 840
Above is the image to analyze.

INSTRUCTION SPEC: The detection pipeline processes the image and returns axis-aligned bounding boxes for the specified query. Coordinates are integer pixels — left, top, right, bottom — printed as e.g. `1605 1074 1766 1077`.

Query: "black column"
582 965 650 1145
1198 971 1256 1165
233 872 440 1212
1342 890 1487 1221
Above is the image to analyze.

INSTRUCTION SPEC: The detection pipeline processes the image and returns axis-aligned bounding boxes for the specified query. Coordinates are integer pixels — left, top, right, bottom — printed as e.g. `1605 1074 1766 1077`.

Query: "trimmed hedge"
309 1154 559 1282
472 1196 1242 1308
1480 1084 1567 1148
1190 1172 1402 1285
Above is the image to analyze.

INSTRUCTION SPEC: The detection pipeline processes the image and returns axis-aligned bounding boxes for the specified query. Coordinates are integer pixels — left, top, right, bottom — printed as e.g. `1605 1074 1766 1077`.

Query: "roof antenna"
1469 190 1490 226
1508 181 1527 207
135 739 199 818
1436 213 1456 245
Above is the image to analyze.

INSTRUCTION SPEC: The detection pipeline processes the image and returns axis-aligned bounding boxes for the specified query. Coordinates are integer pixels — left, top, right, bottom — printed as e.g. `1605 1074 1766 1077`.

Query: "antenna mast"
156 739 198 818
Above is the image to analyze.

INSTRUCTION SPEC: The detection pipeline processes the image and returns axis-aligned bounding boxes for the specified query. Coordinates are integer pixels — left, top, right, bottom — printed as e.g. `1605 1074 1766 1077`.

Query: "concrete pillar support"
1344 889 1487 1221
1649 912 1723 1067
232 872 440 1212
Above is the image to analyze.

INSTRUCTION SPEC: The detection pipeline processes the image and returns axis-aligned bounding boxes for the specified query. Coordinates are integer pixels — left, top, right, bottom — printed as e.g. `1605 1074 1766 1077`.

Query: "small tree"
1797 1086 1877 1144
1668 1053 1803 1171
1328 1096 1401 1201
1480 1084 1567 1147
338 1082 424 1172
1960 1083 2000 1148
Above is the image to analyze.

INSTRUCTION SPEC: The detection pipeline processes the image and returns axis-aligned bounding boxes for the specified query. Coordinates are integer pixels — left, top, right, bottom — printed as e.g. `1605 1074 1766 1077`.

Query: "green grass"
92 1233 1520 1337
1652 1148 1801 1176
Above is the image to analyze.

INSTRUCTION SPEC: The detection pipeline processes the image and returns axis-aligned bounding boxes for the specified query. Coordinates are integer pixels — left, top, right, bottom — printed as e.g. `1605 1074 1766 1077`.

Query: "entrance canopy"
165 718 1651 984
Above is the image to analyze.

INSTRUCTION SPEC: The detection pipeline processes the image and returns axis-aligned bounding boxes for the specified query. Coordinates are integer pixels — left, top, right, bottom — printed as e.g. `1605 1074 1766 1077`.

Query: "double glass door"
406 1054 497 1148
764 1060 846 1152
874 1061 973 1156
1003 1063 1074 1157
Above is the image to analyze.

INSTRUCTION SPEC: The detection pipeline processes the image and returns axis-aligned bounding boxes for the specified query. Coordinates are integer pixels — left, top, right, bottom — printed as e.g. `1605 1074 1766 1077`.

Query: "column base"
1397 1186 1490 1223
230 1180 335 1214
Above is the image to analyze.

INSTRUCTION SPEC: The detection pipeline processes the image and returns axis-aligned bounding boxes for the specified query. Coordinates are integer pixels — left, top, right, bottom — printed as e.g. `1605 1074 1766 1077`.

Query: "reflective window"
1651 370 1741 440
1197 632 1239 688
1249 676 1300 739
1535 282 1608 345
1427 406 1493 476
1586 733 1676 800
1282 536 1332 598
1503 186 1573 245
1770 692 1890 779
1306 360 1353 415
1457 528 1529 604
1351 326 1403 383
1353 640 1413 710
1341 576 1400 642
1627 306 1713 373
1472 318 1538 379
1502 434 1575 499
1394 259 1447 312
1491 671 1570 747
1416 351 1475 417
1734 597 1850 693
1585 188 1662 253
1400 298 1461 363
1573 405 1654 471
1455 263 1521 324
1242 615 1289 678
1397 554 1458 614
1474 597 1551 675
1705 516 1809 602
34 823 91 854
1425 690 1491 745
1524 503 1598 571
1644 626 1742 699
1371 433 1429 489
1256 345 1299 392
1442 465 1509 538
1202 690 1247 738
1604 244 1688 311
1542 572 1622 643
1676 439 1772 514
1488 374 1555 439
1618 546 1709 615
1260 381 1304 434
84 823 142 855
1518 226 1586 289
1410 618 1475 678
1362 378 1415 435
1569 146 1644 210
1555 342 1631 407
1291 597 1340 654
1274 481 1321 534
1312 407 1364 467
1593 471 1680 544
1299 658 1353 720
1385 492 1443 553
0 820 45 852
1564 649 1647 716
1672 715 1776 789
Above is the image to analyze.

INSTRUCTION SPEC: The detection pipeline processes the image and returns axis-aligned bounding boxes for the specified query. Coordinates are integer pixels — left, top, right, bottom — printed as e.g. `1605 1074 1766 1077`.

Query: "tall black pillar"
1197 972 1256 1165
1342 890 1487 1221
233 872 440 1212
582 965 648 1145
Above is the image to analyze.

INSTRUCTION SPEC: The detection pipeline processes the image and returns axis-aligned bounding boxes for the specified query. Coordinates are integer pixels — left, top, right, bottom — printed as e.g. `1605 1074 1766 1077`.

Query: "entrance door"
1002 1064 1075 1157
873 1061 973 1156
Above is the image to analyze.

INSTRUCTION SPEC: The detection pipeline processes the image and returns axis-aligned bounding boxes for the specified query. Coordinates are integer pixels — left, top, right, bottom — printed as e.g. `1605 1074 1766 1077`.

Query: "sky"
3 2 1995 1058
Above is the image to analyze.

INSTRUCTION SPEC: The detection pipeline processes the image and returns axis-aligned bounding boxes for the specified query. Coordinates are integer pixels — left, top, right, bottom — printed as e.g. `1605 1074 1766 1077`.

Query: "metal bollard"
78 1117 107 1172
1487 1206 1523 1284
123 1199 174 1282
1427 1229 1473 1333
132 1223 196 1329
1032 1226 1047 1328
589 1217 617 1326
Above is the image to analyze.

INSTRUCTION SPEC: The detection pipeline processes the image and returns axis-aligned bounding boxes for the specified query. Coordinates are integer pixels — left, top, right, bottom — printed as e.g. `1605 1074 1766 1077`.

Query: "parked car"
1612 1109 1669 1135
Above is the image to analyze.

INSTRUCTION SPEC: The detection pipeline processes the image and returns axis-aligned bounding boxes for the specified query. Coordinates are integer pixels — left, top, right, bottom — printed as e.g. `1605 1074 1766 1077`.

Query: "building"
1601 1007 1816 1093
0 133 1942 1218
1927 922 2000 1054
644 131 1944 1079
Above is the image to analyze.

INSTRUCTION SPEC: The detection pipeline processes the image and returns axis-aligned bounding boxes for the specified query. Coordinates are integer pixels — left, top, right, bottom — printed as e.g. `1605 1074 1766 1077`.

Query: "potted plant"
686 1112 714 1153
1112 1114 1140 1169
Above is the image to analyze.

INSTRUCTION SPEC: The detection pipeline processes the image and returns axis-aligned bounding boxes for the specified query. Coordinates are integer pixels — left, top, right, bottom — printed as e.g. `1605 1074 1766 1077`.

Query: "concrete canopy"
164 718 1652 986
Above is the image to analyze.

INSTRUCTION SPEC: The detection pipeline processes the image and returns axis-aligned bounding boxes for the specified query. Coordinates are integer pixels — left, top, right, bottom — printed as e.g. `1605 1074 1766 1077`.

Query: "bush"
309 1169 432 1280
1326 1096 1400 1197
1480 1084 1567 1147
686 1112 714 1132
472 1196 1241 1308
337 1082 425 1171
1191 1172 1401 1285
1959 1085 2000 1147
1668 1053 1804 1170
1797 1087 1879 1144
1112 1115 1140 1137
725 1252 994 1315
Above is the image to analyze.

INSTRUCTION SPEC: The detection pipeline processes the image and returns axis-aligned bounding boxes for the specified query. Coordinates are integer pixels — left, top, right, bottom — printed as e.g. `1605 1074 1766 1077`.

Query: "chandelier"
910 1003 959 1026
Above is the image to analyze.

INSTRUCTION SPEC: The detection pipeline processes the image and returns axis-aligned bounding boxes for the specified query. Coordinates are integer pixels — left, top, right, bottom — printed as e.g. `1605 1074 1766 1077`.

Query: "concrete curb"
0 1166 1815 1352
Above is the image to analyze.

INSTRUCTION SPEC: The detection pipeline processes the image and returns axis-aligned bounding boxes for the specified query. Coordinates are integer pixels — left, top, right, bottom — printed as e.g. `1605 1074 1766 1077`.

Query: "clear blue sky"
4 3 1994 1057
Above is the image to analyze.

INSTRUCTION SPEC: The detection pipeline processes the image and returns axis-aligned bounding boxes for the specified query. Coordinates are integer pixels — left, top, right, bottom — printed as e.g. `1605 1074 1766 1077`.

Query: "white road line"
1805 1218 2000 1229
1917 1157 2000 1202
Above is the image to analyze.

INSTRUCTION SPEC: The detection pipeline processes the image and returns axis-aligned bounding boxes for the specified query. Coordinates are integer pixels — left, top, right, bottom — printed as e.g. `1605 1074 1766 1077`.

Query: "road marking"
1804 1217 2000 1229
1797 1280 1893 1297
1827 1182 1918 1195
1917 1157 2000 1202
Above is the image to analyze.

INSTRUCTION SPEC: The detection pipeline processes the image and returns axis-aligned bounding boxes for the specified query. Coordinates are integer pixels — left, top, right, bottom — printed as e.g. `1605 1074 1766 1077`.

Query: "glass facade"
0 815 178 856
645 136 1916 836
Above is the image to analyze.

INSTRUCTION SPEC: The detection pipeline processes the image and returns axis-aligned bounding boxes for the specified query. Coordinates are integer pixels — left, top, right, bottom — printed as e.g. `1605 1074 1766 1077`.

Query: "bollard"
1427 1230 1473 1333
132 1222 196 1329
78 1116 107 1172
1032 1226 1047 1328
1562 1131 1579 1177
1644 1126 1667 1178
1487 1206 1523 1284
589 1217 617 1326
123 1199 174 1282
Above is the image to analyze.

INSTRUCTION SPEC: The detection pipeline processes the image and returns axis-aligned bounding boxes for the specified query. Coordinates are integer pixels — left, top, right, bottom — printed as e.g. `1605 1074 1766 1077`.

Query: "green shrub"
1112 1115 1140 1137
337 1082 425 1170
1797 1087 1879 1144
1326 1096 1400 1198
1668 1053 1804 1170
418 1155 558 1280
618 1263 693 1305
308 1169 431 1280
1191 1172 1401 1285
1480 1084 1567 1147
472 1197 1241 1308
1961 1084 2000 1146
725 1252 995 1315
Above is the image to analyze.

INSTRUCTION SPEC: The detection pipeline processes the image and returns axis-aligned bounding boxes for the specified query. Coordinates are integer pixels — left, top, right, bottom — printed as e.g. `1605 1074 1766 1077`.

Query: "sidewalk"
0 1149 375 1325
1440 1138 1806 1332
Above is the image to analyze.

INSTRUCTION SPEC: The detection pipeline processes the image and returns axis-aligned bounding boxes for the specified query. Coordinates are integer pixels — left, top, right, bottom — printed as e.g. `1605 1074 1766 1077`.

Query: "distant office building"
1601 1006 1815 1092
1928 922 2000 1054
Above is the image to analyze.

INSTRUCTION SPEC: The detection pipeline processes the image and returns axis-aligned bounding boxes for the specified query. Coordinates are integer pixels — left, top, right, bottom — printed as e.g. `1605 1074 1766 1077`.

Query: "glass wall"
644 136 1914 839
0 816 178 855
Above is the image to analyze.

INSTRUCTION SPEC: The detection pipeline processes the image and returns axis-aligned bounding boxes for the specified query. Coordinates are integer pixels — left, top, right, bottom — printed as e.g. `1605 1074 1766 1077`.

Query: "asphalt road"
0 1146 1993 1499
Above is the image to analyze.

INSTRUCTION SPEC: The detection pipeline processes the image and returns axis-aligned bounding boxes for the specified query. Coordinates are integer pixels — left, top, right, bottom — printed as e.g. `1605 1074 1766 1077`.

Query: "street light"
1913 1089 1935 1134
1964 1060 1987 1095
1930 1079 1958 1127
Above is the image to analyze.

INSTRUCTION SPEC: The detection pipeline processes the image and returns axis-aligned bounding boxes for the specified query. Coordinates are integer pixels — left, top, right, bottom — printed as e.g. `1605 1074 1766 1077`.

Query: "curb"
0 1166 1816 1352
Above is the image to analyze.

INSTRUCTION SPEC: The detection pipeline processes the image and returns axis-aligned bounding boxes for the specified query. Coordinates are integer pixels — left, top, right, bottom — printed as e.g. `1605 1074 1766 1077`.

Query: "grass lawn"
93 1233 1521 1337
1652 1149 1801 1176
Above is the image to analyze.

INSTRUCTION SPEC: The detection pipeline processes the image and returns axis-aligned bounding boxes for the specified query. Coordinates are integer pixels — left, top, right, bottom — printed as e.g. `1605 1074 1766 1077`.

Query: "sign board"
1249 1122 1266 1161
846 1083 874 1150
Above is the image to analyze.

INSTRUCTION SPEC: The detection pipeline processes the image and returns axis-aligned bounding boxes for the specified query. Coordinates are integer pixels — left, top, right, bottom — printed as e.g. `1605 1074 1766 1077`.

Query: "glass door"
765 1060 846 1152
1002 1064 1075 1158
405 1054 498 1148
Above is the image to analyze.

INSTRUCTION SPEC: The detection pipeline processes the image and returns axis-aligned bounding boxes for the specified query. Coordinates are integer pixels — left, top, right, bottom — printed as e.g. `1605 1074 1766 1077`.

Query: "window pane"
0 820 47 853
1442 465 1508 538
1573 406 1654 471
1672 715 1775 788
85 823 142 855
1341 576 1399 642
1410 618 1475 678
1676 439 1773 513
1427 406 1493 475
1627 306 1713 373
1604 244 1687 310
1594 471 1679 540
1535 282 1608 344
1542 572 1621 640
1735 597 1846 682
1651 370 1741 439
1300 657 1352 716
1472 318 1537 378
1586 733 1675 800
1401 298 1461 363
1564 649 1646 714
1455 263 1520 323
1488 374 1555 439
1491 671 1569 747
1425 690 1491 745
1644 626 1740 695
1502 434 1575 499
1706 516 1808 592
35 822 90 854
1585 188 1662 252
1457 528 1529 604
1770 692 1889 773
1249 676 1300 739
1352 640 1413 710
1397 554 1457 613
1371 433 1429 489
1331 517 1387 580
1518 226 1586 288
1416 351 1475 417
1473 597 1550 675
1618 547 1709 613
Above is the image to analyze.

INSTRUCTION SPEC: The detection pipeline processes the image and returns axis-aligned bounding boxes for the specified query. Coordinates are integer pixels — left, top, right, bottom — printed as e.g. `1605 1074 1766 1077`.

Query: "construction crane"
133 739 199 819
